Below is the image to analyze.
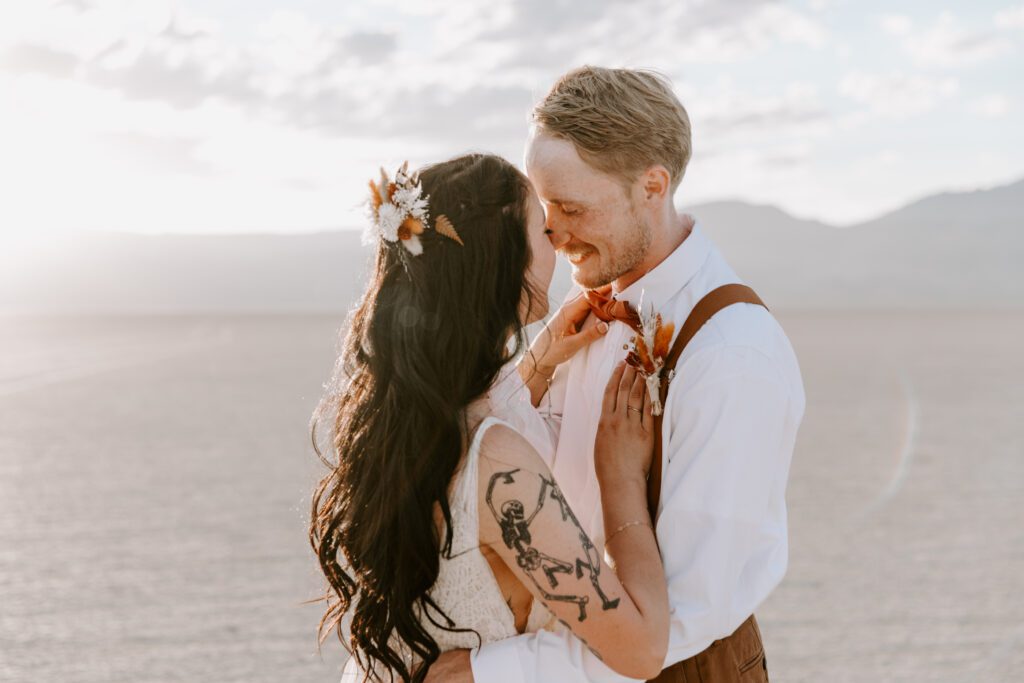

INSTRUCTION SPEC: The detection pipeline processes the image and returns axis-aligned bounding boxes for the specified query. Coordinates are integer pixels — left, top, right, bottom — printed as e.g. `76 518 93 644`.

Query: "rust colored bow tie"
583 287 642 334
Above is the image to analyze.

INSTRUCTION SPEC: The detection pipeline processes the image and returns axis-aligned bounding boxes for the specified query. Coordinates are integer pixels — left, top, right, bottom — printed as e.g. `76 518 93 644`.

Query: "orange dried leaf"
634 335 655 373
368 180 382 210
653 322 674 359
434 214 464 245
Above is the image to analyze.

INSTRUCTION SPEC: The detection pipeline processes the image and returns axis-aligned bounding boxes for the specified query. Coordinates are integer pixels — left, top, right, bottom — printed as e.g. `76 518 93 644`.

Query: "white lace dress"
340 413 558 681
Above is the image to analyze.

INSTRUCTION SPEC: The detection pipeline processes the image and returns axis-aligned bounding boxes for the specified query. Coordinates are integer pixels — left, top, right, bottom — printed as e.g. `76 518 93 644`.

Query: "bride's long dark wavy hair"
309 153 543 681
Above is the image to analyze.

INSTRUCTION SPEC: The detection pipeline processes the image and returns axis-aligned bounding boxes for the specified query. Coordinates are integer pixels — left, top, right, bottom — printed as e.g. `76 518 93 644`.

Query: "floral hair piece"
365 161 463 255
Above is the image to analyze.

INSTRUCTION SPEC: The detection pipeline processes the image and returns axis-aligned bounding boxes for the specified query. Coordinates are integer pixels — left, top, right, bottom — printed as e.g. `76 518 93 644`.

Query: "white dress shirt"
470 218 806 683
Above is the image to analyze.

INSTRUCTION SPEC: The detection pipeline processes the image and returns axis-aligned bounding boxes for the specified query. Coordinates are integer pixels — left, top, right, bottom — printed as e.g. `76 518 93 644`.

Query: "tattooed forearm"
556 616 604 661
486 468 621 621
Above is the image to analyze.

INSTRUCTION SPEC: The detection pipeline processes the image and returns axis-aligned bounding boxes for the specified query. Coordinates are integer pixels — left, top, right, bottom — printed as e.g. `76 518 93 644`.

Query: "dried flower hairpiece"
365 161 463 255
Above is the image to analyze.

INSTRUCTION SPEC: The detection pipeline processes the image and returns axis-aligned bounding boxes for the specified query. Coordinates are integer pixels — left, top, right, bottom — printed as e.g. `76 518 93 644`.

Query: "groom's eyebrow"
546 196 583 206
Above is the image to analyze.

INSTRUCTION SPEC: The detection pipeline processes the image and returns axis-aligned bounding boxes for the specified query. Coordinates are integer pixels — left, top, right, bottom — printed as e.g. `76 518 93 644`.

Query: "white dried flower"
402 234 424 255
393 186 429 221
376 203 403 242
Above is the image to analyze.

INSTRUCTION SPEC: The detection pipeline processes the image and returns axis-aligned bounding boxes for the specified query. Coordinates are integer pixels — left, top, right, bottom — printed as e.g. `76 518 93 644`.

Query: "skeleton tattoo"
486 468 620 621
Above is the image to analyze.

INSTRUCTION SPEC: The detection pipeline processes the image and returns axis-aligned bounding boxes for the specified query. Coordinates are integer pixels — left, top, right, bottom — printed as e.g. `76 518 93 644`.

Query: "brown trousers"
648 615 769 683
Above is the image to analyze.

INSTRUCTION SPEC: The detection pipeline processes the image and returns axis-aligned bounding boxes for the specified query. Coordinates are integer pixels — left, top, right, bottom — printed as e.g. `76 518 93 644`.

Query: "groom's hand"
423 648 473 683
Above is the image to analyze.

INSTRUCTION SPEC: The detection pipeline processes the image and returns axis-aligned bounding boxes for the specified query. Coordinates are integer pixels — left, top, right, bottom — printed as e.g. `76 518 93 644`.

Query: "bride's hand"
523 290 609 376
594 361 655 485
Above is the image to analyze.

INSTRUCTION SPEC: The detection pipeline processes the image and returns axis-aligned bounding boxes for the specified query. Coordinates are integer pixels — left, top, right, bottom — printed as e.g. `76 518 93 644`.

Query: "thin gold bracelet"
544 372 554 418
534 363 555 379
604 519 653 547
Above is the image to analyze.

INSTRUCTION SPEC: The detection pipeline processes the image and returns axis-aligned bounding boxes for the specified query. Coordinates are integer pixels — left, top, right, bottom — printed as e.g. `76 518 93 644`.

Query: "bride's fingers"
557 318 608 359
603 360 627 414
560 294 593 330
618 364 636 412
628 369 645 419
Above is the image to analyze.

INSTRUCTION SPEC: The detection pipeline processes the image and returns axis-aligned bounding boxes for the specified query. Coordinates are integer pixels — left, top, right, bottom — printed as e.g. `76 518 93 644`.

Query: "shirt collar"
614 215 711 313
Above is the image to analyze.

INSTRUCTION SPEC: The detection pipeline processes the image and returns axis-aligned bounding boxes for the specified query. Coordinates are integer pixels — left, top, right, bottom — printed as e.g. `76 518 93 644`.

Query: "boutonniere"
624 300 675 416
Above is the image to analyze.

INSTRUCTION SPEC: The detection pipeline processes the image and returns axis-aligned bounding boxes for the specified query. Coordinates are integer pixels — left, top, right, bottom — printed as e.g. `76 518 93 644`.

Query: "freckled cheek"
576 215 610 256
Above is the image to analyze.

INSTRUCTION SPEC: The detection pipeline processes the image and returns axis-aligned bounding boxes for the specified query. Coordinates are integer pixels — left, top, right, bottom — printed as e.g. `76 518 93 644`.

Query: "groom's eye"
562 206 583 216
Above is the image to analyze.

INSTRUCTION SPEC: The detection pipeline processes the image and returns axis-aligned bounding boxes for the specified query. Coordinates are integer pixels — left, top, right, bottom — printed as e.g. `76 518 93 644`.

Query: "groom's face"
525 130 651 289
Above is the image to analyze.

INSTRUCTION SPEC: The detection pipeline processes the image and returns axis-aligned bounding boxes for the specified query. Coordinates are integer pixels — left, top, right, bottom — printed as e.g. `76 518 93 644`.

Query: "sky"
1 0 1022 241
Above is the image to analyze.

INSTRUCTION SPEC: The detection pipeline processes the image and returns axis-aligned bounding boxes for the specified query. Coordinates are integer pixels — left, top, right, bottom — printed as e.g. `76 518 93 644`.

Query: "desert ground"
1 311 1021 682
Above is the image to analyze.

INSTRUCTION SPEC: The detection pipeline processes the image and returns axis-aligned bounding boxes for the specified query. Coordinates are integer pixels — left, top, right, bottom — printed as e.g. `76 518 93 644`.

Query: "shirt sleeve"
656 342 799 664
470 622 641 683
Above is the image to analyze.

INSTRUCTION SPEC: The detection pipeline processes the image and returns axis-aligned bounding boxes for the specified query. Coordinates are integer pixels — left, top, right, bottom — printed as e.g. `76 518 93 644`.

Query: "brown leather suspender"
645 284 769 521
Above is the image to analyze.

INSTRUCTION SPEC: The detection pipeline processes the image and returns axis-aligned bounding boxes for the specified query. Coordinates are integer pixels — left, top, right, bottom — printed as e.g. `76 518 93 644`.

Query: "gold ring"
627 405 642 414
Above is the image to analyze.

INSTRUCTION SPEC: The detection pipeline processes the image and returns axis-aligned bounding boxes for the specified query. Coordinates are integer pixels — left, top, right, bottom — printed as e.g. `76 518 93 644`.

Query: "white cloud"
880 14 913 37
687 80 831 141
995 4 1024 29
0 1 1018 235
892 11 1013 68
572 1 827 67
838 71 959 118
0 0 177 60
968 93 1011 117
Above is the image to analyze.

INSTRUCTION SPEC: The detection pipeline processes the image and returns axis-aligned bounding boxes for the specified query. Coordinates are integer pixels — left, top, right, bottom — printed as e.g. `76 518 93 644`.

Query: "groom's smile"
562 242 598 266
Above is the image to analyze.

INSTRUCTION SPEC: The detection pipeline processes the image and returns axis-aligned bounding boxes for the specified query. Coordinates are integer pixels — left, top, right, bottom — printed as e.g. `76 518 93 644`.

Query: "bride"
309 153 668 682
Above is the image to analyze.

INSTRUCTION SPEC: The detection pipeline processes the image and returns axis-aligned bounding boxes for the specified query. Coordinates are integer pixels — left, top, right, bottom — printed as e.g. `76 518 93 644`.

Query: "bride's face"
521 185 556 324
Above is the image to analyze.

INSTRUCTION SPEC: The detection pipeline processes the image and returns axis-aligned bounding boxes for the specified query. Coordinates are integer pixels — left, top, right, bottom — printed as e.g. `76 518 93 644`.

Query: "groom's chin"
569 263 611 290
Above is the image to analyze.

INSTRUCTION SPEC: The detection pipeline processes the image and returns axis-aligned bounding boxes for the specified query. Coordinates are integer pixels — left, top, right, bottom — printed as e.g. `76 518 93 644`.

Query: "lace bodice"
341 415 557 681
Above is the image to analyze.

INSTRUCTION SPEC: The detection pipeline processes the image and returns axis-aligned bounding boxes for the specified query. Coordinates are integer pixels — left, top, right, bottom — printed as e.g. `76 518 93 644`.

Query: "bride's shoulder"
476 420 545 474
475 422 555 526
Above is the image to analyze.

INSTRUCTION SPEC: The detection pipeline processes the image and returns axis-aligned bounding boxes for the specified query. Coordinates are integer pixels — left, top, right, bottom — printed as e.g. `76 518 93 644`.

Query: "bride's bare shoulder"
475 423 553 547
477 422 545 474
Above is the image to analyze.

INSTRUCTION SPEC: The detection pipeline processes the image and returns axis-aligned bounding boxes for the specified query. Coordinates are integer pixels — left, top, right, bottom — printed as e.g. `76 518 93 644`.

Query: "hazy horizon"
2 175 1020 316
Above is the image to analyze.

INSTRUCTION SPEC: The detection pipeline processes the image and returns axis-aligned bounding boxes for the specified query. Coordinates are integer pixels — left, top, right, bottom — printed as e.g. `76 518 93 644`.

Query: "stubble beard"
571 209 652 290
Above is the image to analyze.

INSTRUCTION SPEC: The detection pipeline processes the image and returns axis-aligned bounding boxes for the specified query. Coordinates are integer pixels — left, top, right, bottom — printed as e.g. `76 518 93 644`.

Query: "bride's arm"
477 365 667 680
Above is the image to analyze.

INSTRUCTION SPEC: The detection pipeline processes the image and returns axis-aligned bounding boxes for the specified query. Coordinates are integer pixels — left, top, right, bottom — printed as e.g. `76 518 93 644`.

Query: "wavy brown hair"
309 153 542 681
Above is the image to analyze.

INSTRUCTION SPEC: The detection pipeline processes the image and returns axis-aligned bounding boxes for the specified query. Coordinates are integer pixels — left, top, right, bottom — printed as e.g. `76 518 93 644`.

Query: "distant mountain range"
2 178 1021 314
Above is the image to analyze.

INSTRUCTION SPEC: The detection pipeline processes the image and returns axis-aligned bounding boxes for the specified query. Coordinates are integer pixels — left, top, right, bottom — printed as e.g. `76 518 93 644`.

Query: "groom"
427 66 805 682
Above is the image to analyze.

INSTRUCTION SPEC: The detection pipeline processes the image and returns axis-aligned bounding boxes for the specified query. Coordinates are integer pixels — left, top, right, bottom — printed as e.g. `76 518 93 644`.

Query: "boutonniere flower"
624 299 675 416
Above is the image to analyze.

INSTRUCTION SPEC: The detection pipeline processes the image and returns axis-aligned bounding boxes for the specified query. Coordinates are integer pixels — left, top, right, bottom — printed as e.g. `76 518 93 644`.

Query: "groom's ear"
640 165 672 203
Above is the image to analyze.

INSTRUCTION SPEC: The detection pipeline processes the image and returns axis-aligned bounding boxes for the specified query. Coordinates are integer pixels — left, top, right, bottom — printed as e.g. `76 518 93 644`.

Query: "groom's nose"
545 215 571 250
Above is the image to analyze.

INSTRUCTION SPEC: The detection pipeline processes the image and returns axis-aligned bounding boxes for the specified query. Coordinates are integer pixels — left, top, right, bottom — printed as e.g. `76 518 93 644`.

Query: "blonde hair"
532 65 692 193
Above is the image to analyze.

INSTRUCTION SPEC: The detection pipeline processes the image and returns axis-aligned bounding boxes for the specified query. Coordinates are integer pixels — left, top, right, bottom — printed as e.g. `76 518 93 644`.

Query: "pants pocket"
738 648 768 681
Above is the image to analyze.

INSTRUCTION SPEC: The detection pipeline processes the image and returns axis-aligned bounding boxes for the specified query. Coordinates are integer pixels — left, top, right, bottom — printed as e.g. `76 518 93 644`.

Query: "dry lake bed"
1 311 1021 682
